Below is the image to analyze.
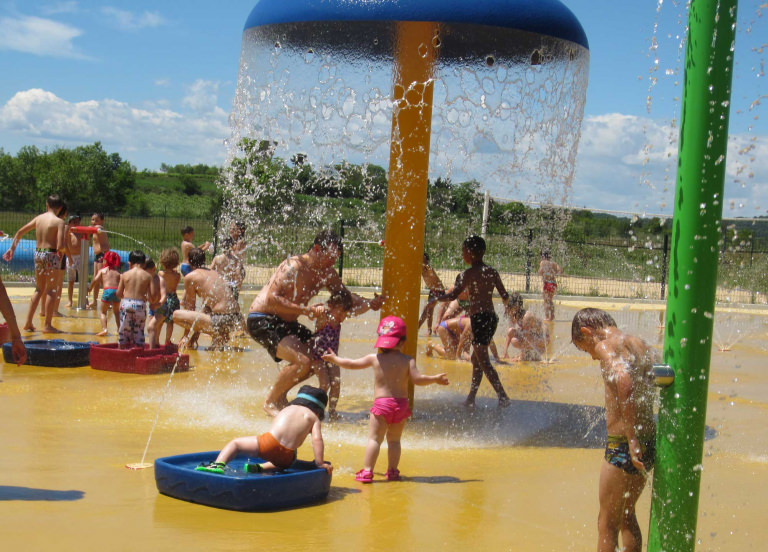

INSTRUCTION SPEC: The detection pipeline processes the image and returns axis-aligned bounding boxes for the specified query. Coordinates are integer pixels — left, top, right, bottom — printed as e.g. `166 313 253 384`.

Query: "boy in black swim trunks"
571 308 658 552
429 235 511 408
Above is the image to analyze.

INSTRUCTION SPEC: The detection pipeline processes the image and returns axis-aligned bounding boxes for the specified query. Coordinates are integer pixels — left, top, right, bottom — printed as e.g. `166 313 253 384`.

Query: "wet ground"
1 288 766 551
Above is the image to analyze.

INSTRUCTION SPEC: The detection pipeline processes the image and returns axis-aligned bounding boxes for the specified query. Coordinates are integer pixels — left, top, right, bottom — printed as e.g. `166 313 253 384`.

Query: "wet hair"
462 235 486 257
129 250 146 266
159 248 180 270
144 258 156 270
188 247 205 268
571 308 617 343
327 288 354 311
312 229 342 254
505 292 525 322
541 249 551 260
181 225 193 236
231 220 246 236
92 212 105 222
46 194 64 211
57 200 68 219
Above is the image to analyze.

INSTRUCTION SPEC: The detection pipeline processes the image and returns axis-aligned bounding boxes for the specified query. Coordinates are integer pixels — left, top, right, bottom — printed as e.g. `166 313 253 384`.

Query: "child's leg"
111 303 120 331
385 420 406 473
164 320 174 344
474 345 510 404
465 352 484 407
327 363 341 418
362 414 388 471
147 315 157 348
215 436 260 465
597 461 646 552
97 301 109 335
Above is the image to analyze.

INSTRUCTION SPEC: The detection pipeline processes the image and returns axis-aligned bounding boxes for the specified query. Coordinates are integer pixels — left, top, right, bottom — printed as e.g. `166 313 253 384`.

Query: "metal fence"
1 209 765 304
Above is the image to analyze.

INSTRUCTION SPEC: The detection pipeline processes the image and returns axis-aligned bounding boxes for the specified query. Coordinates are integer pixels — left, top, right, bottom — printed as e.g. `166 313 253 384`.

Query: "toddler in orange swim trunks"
196 385 333 475
323 315 449 483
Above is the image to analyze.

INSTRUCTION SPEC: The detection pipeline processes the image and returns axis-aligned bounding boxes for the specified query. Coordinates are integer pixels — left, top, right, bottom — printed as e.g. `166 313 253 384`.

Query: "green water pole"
648 1 737 551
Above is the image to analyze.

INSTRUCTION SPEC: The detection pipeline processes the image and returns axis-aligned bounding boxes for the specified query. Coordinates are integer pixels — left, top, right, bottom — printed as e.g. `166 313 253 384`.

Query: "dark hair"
327 288 354 311
144 258 156 270
159 248 180 270
181 225 193 236
571 308 617 342
47 194 64 211
506 292 525 322
541 249 551 260
92 212 105 222
231 220 246 236
188 247 205 268
463 235 486 256
57 200 68 218
129 250 146 266
312 229 342 254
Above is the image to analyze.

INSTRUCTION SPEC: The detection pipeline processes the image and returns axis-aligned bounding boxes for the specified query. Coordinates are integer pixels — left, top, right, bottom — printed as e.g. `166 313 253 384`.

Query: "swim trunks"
34 250 59 272
257 431 297 470
439 315 467 340
370 397 412 425
312 324 341 360
67 254 81 281
458 299 471 311
470 311 498 346
543 281 557 293
180 263 192 276
247 312 313 362
604 434 656 475
164 291 180 323
118 298 147 348
210 312 241 336
59 254 67 270
101 287 120 304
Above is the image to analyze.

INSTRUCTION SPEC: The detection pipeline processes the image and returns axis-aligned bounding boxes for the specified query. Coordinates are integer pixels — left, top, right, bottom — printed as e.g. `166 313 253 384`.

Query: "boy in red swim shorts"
323 316 448 483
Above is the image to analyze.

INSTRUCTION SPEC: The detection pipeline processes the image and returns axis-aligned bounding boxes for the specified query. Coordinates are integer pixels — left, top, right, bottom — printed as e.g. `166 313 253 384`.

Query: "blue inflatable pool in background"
2 339 94 367
0 238 129 273
155 451 332 511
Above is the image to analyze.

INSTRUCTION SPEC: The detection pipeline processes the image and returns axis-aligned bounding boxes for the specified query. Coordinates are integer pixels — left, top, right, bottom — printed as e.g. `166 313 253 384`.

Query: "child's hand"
308 303 326 320
316 460 333 474
369 293 386 310
434 373 449 385
321 349 337 363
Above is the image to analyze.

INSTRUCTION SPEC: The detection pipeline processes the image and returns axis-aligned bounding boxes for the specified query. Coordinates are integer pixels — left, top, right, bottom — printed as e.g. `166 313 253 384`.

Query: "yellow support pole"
381 22 439 367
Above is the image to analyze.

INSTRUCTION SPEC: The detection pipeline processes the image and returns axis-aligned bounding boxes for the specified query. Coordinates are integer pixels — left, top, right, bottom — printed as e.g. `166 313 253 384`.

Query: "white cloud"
0 88 229 168
182 80 221 113
0 14 88 59
100 7 165 31
154 78 170 87
40 2 79 16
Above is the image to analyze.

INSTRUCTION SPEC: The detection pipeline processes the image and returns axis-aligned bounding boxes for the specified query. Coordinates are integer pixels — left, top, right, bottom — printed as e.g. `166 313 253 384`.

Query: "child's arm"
456 324 473 360
349 292 385 316
310 420 332 474
321 351 376 370
116 273 125 299
409 357 449 386
431 274 466 304
88 269 104 293
2 218 36 261
493 270 510 303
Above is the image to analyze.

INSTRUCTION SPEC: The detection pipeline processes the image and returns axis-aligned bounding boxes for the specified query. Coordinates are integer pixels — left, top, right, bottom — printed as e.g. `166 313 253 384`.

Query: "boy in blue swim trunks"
323 316 448 483
571 308 658 552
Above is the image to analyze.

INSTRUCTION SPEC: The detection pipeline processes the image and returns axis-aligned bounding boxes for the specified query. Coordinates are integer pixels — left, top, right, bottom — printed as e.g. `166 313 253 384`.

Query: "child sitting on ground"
144 258 165 349
196 385 333 475
502 292 549 362
323 315 448 483
157 248 182 345
116 250 152 348
89 251 122 336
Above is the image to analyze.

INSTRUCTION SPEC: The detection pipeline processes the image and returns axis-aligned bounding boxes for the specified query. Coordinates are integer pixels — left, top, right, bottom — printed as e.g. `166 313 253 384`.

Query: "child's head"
144 258 156 273
181 225 194 239
188 247 206 269
230 220 246 239
46 194 64 213
462 235 486 263
505 292 525 321
57 201 68 219
68 214 81 226
327 288 354 311
92 212 105 225
128 250 146 267
375 315 407 349
541 249 551 260
103 250 121 270
290 385 328 420
571 308 617 344
159 248 180 270
312 229 343 263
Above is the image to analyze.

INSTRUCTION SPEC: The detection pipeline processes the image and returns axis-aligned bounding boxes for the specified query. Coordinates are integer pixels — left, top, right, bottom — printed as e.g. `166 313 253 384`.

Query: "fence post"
338 218 345 279
525 229 533 293
162 206 167 244
212 213 220 255
660 233 669 300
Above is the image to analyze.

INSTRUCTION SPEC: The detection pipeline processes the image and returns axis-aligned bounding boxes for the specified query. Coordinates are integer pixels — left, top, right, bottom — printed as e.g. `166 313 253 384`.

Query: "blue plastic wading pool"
155 451 332 511
2 339 93 367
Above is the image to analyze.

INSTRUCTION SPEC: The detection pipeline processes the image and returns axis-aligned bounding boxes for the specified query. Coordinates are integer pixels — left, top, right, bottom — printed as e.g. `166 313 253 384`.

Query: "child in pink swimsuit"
323 316 449 483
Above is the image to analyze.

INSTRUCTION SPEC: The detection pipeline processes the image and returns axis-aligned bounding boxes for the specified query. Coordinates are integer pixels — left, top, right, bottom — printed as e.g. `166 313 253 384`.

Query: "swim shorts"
118 298 147 348
180 263 192 276
101 287 120 304
604 434 656 475
543 281 557 294
67 255 81 281
311 324 341 360
257 432 297 470
247 312 313 362
470 311 498 346
164 292 180 323
211 312 241 335
34 250 59 272
370 397 412 425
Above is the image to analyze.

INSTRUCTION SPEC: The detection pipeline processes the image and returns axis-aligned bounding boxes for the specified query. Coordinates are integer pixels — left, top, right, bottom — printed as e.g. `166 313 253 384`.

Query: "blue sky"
0 1 765 217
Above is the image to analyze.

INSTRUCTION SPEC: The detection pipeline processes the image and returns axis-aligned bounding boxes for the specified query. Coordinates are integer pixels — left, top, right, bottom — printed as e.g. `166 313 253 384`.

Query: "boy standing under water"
429 235 511 408
323 315 448 483
571 308 657 552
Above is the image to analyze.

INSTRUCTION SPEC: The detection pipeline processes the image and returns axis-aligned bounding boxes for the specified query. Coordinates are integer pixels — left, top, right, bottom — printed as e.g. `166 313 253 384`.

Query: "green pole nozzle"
648 1 738 551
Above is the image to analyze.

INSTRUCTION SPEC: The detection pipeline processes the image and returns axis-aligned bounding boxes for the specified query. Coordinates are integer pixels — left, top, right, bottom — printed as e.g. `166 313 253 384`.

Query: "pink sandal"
385 469 401 481
355 469 373 483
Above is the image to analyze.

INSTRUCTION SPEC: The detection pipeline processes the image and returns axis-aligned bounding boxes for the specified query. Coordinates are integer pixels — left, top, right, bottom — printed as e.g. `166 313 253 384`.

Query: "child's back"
120 266 152 300
161 269 181 293
101 267 121 289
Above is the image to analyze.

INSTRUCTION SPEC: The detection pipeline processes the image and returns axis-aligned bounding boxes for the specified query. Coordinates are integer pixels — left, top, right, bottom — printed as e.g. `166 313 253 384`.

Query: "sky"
0 0 766 218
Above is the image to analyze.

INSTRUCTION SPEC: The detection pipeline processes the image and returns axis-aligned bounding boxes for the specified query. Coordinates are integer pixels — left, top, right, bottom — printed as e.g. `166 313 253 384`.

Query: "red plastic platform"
89 343 190 375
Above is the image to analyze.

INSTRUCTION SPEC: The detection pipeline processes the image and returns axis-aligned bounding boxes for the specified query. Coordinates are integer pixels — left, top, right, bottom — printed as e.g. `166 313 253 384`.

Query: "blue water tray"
2 339 93 367
155 451 332 511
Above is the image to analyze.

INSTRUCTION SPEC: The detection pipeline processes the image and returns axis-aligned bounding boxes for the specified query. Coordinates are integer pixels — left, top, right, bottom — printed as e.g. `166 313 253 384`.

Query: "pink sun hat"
375 315 407 349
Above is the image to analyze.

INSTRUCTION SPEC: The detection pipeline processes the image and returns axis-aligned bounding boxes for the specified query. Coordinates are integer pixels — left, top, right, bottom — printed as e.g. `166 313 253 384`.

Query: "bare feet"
327 410 340 423
23 325 36 332
65 302 73 308
498 397 511 408
42 326 61 333
53 311 65 318
462 399 475 409
96 330 108 337
425 341 434 357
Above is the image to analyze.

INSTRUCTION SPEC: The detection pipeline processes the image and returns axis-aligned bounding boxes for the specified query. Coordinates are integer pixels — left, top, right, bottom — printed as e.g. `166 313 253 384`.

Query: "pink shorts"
370 397 411 425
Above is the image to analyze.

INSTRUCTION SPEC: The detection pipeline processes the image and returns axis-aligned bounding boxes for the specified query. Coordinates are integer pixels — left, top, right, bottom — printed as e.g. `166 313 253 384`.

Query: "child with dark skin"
429 236 511 408
117 250 153 348
323 316 448 483
571 308 657 552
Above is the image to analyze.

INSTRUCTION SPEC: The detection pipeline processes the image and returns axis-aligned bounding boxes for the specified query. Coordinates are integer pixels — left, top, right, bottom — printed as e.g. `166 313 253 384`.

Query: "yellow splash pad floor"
1 289 766 551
